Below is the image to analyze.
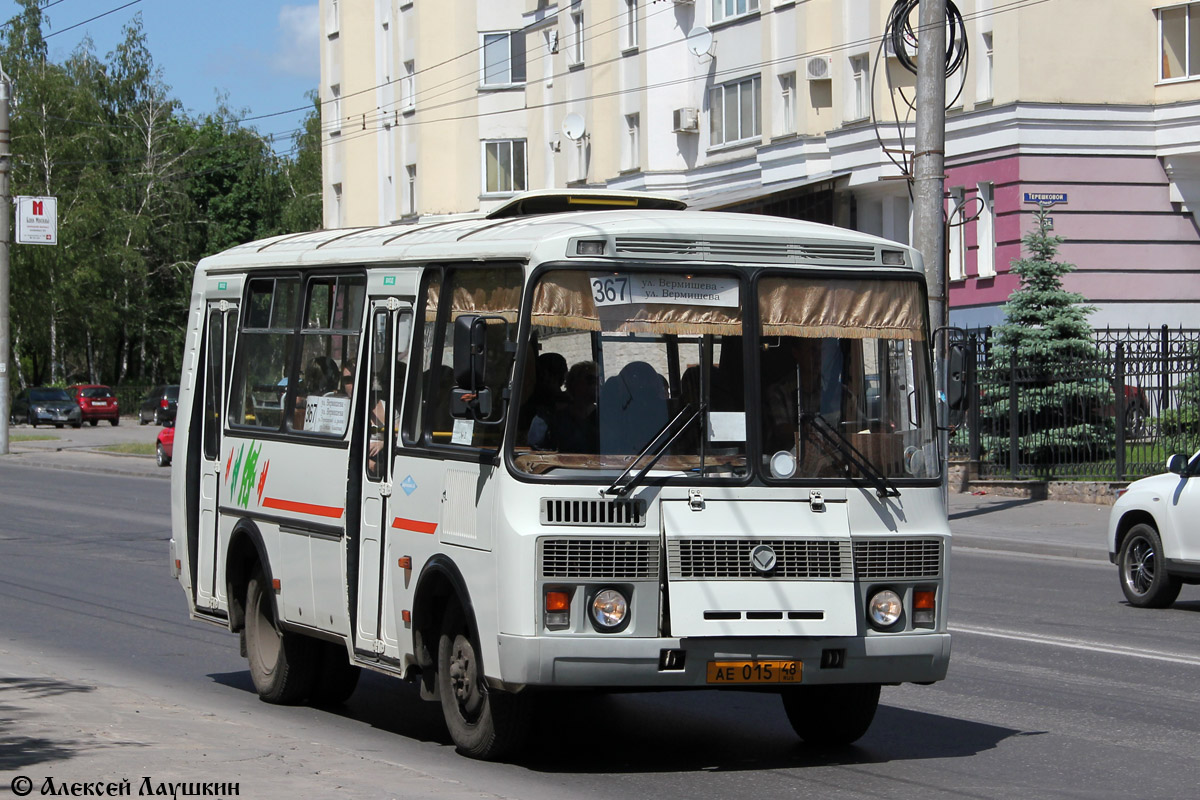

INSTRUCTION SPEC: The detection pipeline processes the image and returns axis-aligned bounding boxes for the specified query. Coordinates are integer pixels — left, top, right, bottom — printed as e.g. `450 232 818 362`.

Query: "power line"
43 0 143 40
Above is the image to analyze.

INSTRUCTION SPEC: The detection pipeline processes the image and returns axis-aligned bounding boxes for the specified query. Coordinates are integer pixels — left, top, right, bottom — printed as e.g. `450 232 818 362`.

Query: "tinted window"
81 387 114 398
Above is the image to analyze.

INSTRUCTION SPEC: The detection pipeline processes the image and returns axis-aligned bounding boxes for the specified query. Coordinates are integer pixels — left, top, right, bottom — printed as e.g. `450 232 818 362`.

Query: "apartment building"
320 0 1200 329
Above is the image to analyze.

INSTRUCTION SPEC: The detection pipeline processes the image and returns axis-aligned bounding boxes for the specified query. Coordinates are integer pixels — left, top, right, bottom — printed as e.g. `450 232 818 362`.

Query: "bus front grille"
539 538 661 580
853 538 943 579
541 498 646 527
667 539 852 580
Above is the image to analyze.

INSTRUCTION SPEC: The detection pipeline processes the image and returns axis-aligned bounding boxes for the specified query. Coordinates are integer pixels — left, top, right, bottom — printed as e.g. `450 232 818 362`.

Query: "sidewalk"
948 491 1111 562
3 431 167 480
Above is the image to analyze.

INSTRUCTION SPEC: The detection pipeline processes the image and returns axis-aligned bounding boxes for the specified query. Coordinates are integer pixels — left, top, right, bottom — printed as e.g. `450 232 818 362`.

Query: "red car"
156 424 174 467
67 384 121 426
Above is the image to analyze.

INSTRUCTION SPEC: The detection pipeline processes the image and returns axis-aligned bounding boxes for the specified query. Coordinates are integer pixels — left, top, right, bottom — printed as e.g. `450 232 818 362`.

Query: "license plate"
93 401 108 406
706 660 801 684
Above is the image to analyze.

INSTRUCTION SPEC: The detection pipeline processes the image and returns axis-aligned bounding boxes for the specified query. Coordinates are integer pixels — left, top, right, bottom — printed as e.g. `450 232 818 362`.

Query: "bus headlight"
590 588 629 631
868 589 903 629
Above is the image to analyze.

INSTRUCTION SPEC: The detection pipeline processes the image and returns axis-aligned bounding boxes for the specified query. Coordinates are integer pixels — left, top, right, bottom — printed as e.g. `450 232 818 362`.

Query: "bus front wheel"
244 568 317 704
436 602 531 760
781 683 880 746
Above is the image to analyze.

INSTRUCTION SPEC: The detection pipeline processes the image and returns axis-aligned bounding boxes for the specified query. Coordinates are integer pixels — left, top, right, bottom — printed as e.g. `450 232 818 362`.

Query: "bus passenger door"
196 301 237 612
355 300 412 657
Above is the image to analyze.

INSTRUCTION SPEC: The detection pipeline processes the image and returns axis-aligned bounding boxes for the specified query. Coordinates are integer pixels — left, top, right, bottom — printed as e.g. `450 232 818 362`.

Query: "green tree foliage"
3 1 322 389
979 207 1113 475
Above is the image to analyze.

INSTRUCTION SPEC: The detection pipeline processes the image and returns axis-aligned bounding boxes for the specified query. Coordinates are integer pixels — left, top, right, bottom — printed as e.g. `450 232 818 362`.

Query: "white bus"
169 191 952 759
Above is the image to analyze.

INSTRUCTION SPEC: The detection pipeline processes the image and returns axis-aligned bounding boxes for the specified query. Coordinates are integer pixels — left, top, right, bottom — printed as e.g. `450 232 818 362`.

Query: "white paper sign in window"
304 395 351 435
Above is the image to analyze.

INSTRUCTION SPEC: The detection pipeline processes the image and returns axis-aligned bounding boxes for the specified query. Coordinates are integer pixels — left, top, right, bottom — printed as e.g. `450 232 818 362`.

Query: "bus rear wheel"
244 568 317 704
781 683 880 746
436 602 531 760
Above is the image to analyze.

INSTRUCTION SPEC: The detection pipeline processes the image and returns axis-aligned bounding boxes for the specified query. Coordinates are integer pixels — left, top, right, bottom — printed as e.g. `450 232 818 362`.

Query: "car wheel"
28 412 37 428
156 443 171 468
1119 523 1182 608
71 421 82 429
88 419 98 427
437 601 531 760
781 683 881 746
244 568 318 704
153 409 162 426
111 418 120 427
54 423 64 429
307 642 361 707
1125 403 1148 439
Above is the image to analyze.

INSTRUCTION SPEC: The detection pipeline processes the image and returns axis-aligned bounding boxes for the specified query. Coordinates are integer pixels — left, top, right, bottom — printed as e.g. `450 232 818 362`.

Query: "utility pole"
0 72 11 456
910 0 948 490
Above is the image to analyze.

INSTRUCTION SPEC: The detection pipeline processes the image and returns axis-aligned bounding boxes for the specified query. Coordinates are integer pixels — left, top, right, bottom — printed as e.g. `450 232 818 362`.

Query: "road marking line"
949 624 1200 666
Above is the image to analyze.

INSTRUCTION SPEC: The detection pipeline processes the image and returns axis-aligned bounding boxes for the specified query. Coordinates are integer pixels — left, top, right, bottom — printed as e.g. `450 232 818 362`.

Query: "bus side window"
424 265 522 449
402 270 442 445
230 276 301 431
290 275 365 436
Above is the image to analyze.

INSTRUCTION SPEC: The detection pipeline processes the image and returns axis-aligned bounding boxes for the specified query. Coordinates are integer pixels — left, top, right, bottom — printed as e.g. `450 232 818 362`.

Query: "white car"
1108 449 1200 607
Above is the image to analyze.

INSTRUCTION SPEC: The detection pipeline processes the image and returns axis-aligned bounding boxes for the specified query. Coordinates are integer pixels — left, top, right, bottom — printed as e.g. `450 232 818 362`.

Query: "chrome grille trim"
541 497 646 527
853 538 943 580
667 538 852 580
538 537 661 580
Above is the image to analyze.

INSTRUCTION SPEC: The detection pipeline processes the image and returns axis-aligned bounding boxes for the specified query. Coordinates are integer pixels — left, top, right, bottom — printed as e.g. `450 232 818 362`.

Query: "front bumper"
495 631 950 688
33 408 82 424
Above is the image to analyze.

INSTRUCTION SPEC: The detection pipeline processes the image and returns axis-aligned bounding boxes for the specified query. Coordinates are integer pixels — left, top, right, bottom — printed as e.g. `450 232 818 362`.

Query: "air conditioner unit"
884 36 916 60
672 107 699 133
806 56 832 81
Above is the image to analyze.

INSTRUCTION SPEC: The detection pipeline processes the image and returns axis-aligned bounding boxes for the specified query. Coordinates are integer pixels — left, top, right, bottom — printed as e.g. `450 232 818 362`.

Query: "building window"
569 5 585 66
402 60 416 112
711 0 759 24
624 113 640 171
327 0 340 37
849 55 870 121
976 182 995 278
482 31 527 86
328 84 342 136
623 0 639 50
1160 3 1200 80
483 140 527 195
406 164 418 216
332 183 344 228
709 75 761 147
778 72 796 136
947 187 966 281
978 31 994 101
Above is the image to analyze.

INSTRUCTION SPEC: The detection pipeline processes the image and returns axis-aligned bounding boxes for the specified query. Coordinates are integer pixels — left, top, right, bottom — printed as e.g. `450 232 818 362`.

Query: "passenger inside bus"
599 361 669 455
527 360 598 452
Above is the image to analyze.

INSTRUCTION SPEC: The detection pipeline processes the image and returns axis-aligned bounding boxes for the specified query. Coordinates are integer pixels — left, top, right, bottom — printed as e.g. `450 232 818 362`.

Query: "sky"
1 0 320 147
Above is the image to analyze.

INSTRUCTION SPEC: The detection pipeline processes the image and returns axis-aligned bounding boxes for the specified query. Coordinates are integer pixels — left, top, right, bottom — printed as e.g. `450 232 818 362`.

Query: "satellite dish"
686 26 714 58
562 112 587 142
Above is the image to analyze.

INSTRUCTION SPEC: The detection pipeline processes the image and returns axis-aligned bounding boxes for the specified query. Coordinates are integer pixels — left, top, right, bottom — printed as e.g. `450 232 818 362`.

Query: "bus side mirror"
946 342 968 412
452 314 493 420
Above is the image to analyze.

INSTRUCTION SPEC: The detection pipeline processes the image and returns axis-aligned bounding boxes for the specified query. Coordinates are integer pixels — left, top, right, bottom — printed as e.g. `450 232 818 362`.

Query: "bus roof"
196 196 920 275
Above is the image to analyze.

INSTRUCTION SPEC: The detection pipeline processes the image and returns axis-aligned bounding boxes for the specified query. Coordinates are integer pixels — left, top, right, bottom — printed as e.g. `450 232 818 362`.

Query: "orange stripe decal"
391 517 438 535
262 497 345 519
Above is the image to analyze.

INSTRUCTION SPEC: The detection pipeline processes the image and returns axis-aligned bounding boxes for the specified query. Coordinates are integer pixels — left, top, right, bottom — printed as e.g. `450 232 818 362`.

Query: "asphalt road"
1 460 1197 799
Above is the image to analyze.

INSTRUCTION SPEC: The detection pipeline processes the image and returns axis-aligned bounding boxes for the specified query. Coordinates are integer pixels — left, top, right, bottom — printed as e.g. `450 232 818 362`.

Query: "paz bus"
169 190 953 759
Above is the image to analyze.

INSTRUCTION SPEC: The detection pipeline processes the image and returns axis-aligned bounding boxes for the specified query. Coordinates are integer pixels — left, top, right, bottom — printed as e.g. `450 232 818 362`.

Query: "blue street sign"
1023 191 1068 205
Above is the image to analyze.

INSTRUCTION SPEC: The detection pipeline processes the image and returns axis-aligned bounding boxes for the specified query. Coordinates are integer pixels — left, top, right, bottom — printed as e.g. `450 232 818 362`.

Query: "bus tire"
244 568 318 704
781 683 880 746
436 601 531 760
308 642 361 707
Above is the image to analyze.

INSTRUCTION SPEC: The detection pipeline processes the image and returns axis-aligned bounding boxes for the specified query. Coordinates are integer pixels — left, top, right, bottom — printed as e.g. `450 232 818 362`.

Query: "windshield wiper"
802 412 901 499
604 403 706 497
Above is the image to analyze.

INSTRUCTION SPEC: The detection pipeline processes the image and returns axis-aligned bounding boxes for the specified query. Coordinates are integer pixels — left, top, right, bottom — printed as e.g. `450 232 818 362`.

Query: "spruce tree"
981 207 1112 475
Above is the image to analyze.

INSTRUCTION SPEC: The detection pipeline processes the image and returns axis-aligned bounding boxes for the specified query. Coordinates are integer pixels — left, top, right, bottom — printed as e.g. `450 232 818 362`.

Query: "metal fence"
950 326 1200 481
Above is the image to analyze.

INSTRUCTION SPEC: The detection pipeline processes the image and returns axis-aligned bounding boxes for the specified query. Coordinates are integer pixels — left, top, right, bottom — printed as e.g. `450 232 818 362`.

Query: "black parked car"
138 385 179 425
10 387 83 428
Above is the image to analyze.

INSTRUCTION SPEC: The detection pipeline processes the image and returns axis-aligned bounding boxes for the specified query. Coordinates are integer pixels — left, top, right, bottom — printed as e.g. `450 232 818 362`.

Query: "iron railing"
951 326 1200 481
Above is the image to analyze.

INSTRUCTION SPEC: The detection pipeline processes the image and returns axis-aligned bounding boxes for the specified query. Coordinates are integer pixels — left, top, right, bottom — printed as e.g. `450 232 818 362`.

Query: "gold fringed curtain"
758 277 925 341
530 270 743 335
424 268 522 323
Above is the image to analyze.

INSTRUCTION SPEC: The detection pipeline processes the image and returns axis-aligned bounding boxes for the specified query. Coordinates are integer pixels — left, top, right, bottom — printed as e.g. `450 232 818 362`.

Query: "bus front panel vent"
541 497 647 527
853 538 943 580
667 538 853 580
538 537 661 580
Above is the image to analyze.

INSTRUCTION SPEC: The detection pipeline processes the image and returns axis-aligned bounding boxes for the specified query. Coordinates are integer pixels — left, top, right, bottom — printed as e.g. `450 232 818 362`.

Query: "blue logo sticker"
401 475 418 495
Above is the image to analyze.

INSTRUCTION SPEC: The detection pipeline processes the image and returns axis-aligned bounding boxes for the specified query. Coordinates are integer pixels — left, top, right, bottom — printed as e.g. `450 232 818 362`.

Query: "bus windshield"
510 269 937 483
